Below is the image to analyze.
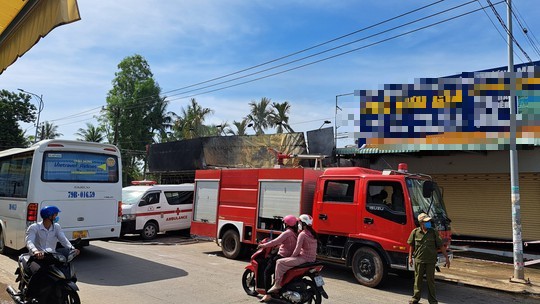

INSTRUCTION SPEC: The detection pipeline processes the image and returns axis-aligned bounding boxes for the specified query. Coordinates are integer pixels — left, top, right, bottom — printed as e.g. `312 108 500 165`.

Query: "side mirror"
138 200 146 207
422 181 434 198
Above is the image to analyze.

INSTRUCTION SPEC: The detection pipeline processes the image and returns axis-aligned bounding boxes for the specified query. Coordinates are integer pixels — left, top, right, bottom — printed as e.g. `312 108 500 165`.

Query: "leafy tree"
0 90 36 148
101 54 168 184
37 121 62 140
169 98 214 139
75 123 105 143
270 101 294 133
246 97 275 135
227 119 250 136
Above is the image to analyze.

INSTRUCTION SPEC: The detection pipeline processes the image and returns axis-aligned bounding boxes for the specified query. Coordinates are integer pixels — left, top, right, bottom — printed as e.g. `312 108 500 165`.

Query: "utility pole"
17 89 44 143
507 0 526 283
335 93 354 150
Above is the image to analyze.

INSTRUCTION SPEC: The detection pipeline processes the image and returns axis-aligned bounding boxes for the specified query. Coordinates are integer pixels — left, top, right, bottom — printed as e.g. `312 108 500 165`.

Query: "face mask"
298 223 303 231
424 221 432 229
53 216 60 223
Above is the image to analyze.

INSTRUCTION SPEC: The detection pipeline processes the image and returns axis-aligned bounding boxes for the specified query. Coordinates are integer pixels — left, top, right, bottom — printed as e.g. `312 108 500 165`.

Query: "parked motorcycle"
242 239 328 304
6 248 80 304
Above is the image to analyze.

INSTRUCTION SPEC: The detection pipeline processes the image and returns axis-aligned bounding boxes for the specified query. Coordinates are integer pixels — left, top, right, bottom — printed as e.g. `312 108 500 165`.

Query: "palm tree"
37 121 62 140
227 119 250 136
169 98 214 139
270 101 294 133
246 97 275 135
75 123 105 143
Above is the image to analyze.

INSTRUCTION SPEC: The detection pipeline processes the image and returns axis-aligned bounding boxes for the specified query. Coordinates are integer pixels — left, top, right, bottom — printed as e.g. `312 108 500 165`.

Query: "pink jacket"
292 229 317 262
259 228 297 257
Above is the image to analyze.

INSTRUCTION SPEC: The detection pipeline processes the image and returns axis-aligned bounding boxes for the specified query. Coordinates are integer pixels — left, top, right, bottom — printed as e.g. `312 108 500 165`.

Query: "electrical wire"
48 0 453 122
475 0 525 63
507 0 540 59
485 0 532 62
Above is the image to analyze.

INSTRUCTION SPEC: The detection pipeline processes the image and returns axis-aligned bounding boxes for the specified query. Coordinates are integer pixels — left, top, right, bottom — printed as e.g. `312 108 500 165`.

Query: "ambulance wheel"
351 247 387 288
241 269 258 296
141 222 158 240
222 229 241 259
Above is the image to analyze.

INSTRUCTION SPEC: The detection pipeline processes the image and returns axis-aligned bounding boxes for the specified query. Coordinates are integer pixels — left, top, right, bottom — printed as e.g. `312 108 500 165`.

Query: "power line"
163 1 508 101
507 0 540 59
485 0 532 62
475 0 525 63
48 0 511 128
47 1 453 122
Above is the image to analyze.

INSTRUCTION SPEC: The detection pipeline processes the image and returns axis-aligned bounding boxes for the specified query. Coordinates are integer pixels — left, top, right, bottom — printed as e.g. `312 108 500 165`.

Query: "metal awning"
0 0 80 74
336 147 420 155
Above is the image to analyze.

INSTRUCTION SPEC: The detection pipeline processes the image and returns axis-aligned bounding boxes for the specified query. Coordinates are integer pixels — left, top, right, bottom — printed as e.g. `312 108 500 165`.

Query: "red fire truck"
190 164 452 287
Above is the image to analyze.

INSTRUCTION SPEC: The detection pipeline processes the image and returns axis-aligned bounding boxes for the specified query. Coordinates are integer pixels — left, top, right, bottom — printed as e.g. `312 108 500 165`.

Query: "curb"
436 273 540 297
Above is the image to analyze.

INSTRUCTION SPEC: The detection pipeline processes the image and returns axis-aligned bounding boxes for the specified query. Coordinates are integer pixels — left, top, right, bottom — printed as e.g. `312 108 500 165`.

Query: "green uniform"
407 227 443 304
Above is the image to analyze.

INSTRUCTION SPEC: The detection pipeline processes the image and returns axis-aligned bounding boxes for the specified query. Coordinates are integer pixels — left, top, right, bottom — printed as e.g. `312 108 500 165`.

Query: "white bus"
0 139 122 254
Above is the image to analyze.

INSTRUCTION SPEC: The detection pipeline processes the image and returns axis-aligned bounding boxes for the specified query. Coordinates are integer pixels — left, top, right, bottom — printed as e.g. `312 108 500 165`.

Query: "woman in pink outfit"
257 215 298 302
267 214 318 294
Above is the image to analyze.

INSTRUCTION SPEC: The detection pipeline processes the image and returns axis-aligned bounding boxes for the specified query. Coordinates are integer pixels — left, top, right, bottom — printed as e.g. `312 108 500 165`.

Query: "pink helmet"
283 215 297 227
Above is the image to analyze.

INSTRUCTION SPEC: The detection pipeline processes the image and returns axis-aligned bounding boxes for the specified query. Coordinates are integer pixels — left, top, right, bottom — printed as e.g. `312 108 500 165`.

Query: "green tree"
75 123 105 143
227 119 250 136
270 101 294 133
169 98 214 139
101 54 168 184
0 90 36 149
37 121 62 140
246 97 275 135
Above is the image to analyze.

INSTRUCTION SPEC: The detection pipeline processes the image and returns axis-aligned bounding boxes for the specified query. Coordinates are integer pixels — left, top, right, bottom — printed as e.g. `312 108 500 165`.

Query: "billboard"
355 61 540 150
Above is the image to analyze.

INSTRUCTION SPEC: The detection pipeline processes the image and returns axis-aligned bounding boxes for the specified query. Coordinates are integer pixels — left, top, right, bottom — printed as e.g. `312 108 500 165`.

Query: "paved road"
0 235 537 303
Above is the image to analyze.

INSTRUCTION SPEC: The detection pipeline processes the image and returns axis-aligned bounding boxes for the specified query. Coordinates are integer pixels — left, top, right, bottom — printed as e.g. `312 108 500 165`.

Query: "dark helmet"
40 206 61 219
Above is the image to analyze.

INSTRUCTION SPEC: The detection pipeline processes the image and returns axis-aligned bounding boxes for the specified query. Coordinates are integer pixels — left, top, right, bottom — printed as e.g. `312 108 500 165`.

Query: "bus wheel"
0 228 5 254
351 247 387 288
141 222 158 240
222 229 241 259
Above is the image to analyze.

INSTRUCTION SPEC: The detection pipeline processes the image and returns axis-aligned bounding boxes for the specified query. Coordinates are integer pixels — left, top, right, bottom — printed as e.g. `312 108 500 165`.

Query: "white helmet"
298 214 313 226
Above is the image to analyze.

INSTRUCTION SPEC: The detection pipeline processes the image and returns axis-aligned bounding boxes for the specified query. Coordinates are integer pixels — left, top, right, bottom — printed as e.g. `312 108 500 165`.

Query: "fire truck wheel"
222 229 242 259
351 247 387 288
241 269 258 296
141 222 158 240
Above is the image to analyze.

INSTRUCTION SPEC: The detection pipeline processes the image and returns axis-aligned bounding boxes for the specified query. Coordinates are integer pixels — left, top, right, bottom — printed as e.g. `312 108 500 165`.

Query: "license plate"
314 275 324 287
73 230 88 238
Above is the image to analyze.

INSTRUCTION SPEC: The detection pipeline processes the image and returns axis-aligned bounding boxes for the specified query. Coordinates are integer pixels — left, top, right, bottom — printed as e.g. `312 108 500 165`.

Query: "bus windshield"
122 188 146 205
406 177 451 229
42 152 119 183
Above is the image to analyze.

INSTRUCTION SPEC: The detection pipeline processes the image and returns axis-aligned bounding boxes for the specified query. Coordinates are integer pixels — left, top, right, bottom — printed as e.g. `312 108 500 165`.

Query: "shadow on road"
75 244 188 286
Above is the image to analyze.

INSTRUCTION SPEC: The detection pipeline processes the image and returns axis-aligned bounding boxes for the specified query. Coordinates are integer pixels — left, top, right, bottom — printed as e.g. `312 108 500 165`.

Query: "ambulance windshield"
406 178 451 229
122 188 147 205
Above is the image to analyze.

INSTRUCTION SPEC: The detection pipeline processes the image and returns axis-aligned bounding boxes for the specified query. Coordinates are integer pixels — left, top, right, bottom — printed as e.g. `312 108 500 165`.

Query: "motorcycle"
241 239 328 304
6 247 80 304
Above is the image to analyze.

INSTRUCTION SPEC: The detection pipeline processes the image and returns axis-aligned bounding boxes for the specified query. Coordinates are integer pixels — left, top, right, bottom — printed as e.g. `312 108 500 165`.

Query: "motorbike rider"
25 206 80 296
267 214 318 294
257 215 298 302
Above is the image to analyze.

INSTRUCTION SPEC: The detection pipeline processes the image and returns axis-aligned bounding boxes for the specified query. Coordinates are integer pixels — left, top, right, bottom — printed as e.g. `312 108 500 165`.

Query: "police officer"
407 213 450 304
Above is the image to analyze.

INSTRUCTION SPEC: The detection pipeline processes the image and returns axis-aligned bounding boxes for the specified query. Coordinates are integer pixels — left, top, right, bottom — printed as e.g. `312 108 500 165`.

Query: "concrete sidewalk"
435 255 540 296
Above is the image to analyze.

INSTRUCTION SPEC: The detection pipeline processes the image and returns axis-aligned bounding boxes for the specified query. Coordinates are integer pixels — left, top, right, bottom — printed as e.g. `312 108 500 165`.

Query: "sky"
2 0 540 148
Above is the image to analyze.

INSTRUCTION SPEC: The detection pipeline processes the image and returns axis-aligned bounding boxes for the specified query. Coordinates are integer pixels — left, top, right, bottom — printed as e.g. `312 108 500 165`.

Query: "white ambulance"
120 182 194 240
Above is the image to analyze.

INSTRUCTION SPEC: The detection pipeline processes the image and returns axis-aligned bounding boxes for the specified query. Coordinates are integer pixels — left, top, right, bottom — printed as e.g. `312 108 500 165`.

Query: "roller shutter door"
432 173 540 241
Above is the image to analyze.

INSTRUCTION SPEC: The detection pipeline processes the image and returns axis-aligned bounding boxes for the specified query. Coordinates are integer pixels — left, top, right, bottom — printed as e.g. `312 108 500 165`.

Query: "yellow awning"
0 0 81 75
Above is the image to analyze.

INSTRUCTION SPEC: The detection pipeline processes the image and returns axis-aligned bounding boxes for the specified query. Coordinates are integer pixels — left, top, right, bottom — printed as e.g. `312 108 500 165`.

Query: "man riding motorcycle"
25 206 80 297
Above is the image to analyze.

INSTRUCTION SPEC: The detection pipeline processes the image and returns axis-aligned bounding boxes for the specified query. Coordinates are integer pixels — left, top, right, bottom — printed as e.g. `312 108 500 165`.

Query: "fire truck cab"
191 164 452 288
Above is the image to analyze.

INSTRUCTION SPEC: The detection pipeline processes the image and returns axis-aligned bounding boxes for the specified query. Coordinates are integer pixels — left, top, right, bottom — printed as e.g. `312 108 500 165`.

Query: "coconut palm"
75 123 105 143
169 98 214 139
227 119 250 136
37 121 62 140
246 97 275 135
270 101 294 133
